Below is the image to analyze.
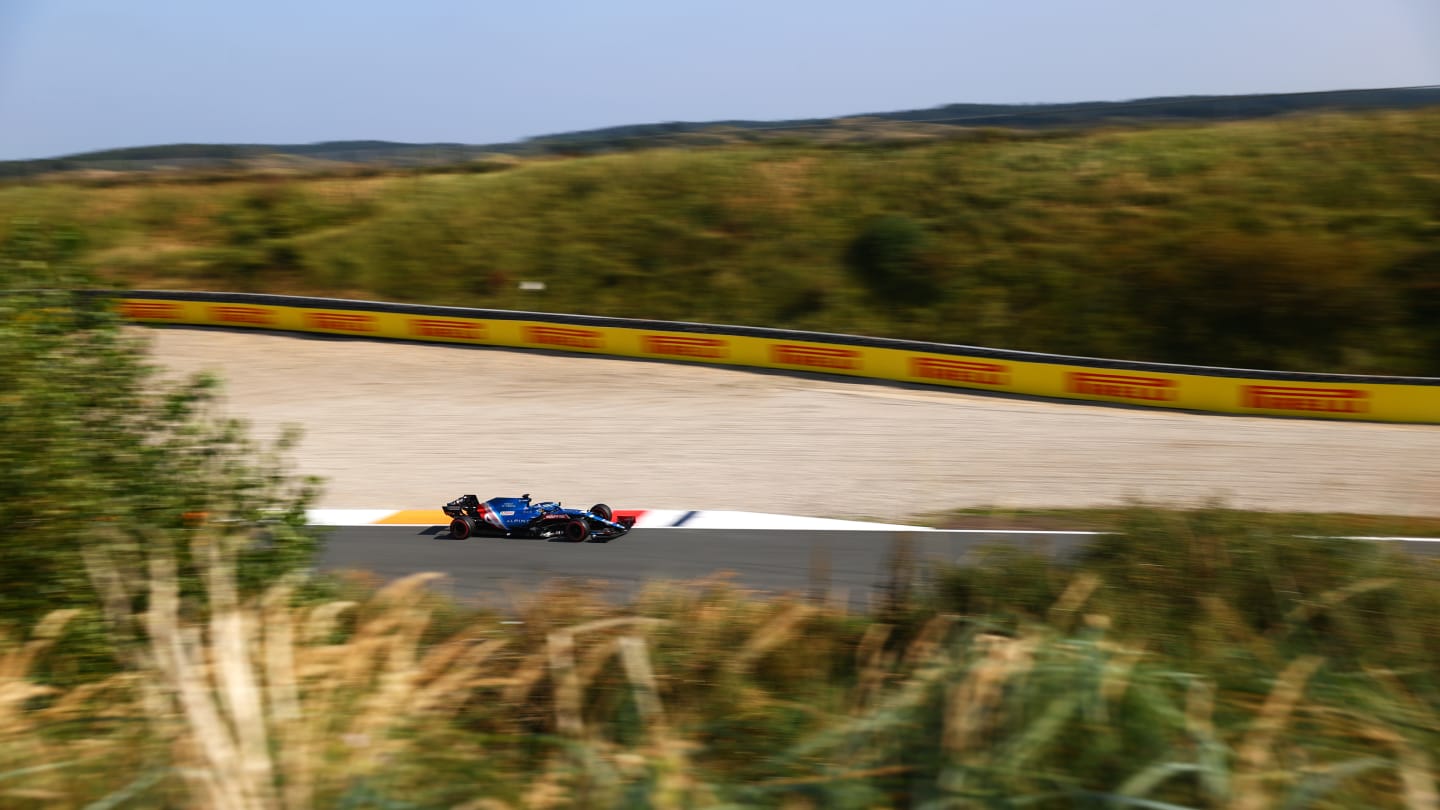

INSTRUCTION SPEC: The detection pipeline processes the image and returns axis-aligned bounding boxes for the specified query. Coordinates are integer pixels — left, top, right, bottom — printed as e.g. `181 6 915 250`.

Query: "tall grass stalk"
1 506 1436 807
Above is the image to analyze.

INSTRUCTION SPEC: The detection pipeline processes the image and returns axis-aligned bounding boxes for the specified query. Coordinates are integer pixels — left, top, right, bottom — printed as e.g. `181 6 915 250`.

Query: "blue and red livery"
441 493 635 542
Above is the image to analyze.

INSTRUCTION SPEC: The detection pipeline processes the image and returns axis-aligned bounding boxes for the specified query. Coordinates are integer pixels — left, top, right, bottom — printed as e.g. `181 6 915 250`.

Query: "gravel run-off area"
141 327 1440 523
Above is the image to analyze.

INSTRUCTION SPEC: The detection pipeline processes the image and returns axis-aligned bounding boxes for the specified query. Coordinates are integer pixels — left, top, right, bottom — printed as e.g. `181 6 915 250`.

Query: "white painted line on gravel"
303 508 934 530
1310 535 1440 542
307 509 402 526
670 511 934 531
301 510 1440 543
928 529 1108 535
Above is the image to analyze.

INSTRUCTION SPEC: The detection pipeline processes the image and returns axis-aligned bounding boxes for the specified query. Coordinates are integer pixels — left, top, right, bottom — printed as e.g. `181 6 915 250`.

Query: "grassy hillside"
3 107 1439 374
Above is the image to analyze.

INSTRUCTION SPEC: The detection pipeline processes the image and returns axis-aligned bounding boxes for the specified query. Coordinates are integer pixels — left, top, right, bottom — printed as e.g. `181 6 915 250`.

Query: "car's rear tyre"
589 503 613 521
450 517 475 540
563 519 590 542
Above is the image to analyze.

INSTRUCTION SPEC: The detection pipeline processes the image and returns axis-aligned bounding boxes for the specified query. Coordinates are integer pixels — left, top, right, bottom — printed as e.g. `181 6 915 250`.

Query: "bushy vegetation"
2 107 1439 374
0 222 322 656
2 505 1437 808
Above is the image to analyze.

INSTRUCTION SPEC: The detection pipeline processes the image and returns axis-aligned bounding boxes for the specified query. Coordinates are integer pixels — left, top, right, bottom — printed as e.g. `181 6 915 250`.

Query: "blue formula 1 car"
441 493 635 542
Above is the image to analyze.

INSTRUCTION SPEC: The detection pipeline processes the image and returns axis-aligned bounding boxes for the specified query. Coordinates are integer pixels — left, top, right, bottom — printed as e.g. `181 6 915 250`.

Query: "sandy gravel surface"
141 327 1440 522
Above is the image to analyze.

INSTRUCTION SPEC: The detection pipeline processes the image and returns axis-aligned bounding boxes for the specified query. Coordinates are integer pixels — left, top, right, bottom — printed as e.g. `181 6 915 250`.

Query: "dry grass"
0 521 1434 808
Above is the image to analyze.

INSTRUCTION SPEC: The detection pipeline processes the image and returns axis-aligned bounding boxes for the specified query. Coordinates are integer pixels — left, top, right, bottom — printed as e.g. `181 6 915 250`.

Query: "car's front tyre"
563 519 590 542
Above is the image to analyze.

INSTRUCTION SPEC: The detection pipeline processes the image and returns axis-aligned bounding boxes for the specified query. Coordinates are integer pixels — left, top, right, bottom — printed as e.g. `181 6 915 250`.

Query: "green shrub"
0 222 322 636
843 214 941 305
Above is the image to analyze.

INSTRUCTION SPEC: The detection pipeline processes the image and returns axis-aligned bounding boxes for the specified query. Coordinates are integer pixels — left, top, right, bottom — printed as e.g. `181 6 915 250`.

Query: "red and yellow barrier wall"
115 292 1440 424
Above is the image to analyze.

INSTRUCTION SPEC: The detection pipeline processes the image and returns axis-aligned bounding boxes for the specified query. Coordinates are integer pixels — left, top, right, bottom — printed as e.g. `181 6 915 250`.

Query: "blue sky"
0 0 1436 161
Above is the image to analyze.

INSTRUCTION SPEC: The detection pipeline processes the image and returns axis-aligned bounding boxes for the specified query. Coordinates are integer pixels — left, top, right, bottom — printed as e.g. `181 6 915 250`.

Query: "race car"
441 493 635 542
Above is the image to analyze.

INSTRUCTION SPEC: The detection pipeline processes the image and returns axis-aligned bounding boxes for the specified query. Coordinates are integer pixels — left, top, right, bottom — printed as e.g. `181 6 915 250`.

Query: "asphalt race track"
317 526 1099 607
318 525 1440 607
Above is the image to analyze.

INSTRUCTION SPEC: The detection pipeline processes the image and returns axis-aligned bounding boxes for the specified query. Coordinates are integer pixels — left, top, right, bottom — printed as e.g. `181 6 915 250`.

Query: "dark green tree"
1383 245 1440 374
843 214 940 306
